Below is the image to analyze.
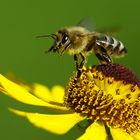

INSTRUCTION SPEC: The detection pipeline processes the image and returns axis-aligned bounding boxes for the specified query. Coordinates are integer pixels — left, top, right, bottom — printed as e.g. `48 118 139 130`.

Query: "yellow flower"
0 64 140 140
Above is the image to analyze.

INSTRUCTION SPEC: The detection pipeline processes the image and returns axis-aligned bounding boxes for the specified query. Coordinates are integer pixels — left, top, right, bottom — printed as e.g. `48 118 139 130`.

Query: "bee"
37 25 127 77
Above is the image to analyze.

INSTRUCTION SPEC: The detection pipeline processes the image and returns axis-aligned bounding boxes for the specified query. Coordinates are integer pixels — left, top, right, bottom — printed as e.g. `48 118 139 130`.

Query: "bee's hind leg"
94 44 112 64
95 53 105 64
74 53 86 78
102 53 112 63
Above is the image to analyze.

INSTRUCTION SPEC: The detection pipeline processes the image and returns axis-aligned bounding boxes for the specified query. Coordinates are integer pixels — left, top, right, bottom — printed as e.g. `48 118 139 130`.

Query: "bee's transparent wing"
97 25 123 36
76 18 95 31
77 18 122 36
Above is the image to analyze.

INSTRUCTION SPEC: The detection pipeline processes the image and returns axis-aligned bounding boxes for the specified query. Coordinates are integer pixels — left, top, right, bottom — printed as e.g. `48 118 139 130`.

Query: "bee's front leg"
74 54 79 70
74 53 85 78
79 53 86 69
74 54 81 77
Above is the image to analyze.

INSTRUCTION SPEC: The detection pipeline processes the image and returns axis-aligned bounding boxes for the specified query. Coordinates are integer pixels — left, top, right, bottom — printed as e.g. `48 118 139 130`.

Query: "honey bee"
37 25 127 77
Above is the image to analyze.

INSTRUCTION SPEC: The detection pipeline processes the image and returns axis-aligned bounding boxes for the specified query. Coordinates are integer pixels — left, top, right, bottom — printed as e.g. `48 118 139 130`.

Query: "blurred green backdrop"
0 0 140 140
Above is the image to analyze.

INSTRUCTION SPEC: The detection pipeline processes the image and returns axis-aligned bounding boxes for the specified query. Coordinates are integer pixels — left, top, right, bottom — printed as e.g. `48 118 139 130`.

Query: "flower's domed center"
94 64 140 86
64 64 140 134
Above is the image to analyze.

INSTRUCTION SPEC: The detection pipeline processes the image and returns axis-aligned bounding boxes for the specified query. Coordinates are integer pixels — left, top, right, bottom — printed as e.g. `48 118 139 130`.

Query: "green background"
0 0 140 139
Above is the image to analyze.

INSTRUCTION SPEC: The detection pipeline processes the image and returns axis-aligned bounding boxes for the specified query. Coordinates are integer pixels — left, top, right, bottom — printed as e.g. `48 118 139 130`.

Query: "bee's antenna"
51 33 57 37
51 33 58 40
36 33 58 54
36 34 56 40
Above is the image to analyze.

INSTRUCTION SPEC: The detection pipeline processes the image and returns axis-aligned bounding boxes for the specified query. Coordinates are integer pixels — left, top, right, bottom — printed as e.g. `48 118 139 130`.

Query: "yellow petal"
77 121 107 140
0 74 47 106
33 84 64 103
9 108 84 135
0 75 69 110
51 85 65 103
131 133 140 140
110 127 134 140
33 83 53 102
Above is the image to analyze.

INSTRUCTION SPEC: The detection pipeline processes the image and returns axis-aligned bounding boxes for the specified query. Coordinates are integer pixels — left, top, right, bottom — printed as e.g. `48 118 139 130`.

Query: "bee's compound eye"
62 33 69 44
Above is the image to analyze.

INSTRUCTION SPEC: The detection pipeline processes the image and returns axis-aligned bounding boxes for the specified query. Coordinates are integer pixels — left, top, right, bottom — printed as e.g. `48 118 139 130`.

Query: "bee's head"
37 29 71 56
37 26 89 55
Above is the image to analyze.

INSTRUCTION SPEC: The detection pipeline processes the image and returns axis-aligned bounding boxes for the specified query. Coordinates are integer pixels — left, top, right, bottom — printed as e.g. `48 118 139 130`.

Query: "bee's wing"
97 25 123 36
76 18 96 31
77 18 123 36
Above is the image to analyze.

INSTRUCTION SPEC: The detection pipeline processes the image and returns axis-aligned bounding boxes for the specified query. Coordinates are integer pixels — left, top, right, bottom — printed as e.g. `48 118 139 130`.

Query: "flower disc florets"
64 64 140 134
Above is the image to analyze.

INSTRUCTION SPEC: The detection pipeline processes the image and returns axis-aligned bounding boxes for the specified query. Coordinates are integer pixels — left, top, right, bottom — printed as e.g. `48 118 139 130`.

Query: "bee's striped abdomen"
96 34 127 58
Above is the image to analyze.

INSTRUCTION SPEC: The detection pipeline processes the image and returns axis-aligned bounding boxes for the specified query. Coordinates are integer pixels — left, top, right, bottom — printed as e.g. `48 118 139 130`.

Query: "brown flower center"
64 64 140 134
